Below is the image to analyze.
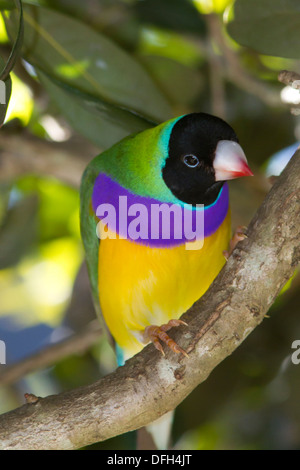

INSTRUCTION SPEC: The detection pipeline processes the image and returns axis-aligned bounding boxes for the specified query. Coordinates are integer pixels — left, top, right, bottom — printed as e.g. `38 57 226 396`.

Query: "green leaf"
139 27 203 67
0 0 15 10
5 4 172 123
134 0 206 35
38 71 153 149
141 55 203 106
227 0 300 59
0 194 38 269
194 0 233 14
0 0 23 81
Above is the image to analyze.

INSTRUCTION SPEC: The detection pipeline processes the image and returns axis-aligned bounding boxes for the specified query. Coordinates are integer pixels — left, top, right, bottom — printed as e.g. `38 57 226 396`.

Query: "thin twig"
205 15 226 119
197 14 281 108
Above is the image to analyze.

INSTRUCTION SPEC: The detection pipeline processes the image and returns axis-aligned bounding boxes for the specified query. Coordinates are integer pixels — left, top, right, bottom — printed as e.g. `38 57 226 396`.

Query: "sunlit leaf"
29 238 82 311
193 0 233 14
0 13 9 42
5 71 33 124
0 237 82 326
227 0 300 59
139 26 203 66
5 4 172 123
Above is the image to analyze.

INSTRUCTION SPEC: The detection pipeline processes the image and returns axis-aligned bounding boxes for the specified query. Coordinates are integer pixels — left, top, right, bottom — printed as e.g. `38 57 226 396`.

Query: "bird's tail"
146 410 174 450
116 344 174 449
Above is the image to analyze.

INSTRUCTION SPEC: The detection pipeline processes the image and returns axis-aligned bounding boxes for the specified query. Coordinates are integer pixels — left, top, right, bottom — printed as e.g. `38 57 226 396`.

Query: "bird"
80 112 253 447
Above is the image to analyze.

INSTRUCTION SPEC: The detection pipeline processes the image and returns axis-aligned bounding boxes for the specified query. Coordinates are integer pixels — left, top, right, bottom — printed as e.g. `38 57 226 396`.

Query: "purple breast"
92 173 229 248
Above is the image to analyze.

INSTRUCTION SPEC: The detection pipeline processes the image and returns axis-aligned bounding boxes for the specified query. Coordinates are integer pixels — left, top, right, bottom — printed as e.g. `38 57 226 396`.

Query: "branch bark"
0 151 299 450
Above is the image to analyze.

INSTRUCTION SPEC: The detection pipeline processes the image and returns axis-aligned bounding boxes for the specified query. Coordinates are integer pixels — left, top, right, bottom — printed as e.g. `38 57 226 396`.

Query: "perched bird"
80 112 253 446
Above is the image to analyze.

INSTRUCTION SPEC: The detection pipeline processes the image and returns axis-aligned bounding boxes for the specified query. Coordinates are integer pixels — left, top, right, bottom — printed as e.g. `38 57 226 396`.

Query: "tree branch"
0 151 299 450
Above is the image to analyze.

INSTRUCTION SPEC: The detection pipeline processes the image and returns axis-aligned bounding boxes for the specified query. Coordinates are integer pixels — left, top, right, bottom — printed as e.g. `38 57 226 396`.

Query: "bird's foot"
143 319 188 357
223 225 248 260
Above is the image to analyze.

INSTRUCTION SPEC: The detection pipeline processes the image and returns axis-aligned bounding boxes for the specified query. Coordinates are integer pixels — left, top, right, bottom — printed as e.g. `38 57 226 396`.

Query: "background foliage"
0 0 299 450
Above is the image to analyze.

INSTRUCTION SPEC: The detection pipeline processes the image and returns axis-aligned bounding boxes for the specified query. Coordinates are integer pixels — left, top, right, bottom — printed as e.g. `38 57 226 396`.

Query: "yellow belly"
98 211 231 358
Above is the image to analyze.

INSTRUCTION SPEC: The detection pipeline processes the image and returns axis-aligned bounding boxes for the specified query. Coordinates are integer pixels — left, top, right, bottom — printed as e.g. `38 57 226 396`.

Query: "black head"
162 113 250 206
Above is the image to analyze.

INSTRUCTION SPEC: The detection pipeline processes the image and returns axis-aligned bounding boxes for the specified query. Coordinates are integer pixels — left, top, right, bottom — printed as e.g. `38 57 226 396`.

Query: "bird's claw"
223 225 248 260
143 319 188 358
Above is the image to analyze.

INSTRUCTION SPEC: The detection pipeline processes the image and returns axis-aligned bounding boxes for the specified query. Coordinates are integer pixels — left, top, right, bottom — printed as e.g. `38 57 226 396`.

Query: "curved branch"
0 151 299 450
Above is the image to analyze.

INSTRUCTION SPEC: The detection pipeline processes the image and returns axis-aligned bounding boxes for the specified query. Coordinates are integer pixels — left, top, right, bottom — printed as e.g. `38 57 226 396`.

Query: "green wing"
79 160 103 321
80 157 119 351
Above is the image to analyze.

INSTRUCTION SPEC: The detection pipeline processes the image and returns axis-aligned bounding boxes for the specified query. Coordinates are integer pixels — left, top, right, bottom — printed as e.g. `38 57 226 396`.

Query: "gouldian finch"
80 113 252 364
80 112 252 448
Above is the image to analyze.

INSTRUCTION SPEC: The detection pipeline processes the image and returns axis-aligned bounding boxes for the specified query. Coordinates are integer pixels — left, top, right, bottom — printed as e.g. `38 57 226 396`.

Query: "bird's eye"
183 154 199 168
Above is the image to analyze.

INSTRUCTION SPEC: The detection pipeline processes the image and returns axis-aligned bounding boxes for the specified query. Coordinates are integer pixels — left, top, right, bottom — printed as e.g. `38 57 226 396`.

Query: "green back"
79 115 183 321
